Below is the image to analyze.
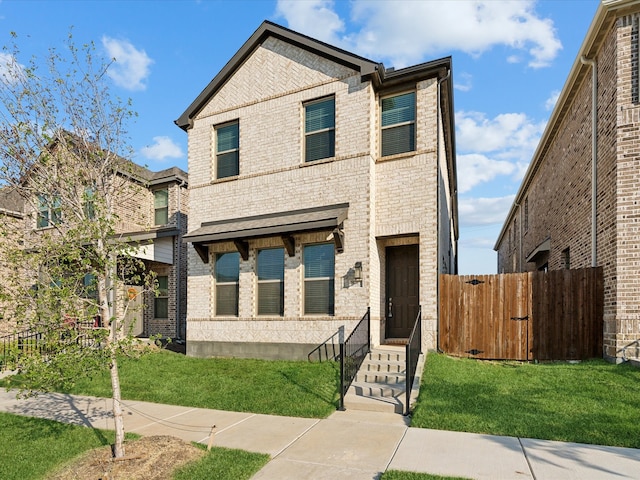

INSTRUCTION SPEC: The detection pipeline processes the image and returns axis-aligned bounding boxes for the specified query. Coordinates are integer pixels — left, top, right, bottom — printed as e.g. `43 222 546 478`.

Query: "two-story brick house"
177 21 457 360
495 0 640 362
11 153 188 341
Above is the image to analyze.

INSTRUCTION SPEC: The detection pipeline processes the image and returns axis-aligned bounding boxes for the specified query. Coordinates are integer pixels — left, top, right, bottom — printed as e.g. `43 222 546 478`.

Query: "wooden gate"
439 267 603 361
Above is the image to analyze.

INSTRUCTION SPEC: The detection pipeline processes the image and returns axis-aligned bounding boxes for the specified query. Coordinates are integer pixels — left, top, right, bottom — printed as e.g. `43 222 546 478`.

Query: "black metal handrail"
308 328 342 363
405 305 422 416
338 307 370 411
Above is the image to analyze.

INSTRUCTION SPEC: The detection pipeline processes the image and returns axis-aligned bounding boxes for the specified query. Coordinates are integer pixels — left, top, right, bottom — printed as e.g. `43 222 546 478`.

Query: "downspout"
436 68 451 353
580 55 598 267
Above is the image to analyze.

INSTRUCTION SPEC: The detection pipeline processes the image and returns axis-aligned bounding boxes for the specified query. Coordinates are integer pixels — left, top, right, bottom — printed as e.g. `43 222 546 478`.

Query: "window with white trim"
257 248 284 316
215 252 239 316
305 97 335 162
154 188 169 225
37 194 62 228
216 121 239 179
381 91 416 157
304 243 335 315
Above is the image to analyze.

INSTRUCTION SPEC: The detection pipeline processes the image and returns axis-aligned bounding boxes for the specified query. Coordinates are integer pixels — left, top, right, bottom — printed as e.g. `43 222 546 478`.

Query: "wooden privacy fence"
439 267 603 361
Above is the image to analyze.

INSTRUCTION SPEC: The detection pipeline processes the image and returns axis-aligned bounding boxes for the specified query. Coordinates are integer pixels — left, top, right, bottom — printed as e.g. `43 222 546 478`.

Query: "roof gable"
175 20 379 131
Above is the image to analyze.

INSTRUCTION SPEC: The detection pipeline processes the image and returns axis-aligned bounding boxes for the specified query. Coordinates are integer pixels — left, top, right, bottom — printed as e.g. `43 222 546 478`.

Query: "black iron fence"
339 307 370 411
405 306 422 415
0 321 104 371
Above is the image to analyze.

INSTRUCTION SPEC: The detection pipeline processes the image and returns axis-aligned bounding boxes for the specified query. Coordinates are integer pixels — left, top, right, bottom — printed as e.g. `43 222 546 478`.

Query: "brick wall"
185 38 450 357
496 12 640 360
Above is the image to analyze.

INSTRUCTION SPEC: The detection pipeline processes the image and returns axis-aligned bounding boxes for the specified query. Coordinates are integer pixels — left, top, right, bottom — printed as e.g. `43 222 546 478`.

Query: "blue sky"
0 0 600 274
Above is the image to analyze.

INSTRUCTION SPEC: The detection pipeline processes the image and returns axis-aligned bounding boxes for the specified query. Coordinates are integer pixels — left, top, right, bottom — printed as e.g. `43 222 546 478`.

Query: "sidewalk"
1 388 639 479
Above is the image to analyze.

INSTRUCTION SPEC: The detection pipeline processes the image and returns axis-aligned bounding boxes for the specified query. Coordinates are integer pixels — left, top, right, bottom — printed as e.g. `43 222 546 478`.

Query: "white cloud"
0 53 24 86
140 136 183 161
457 153 515 193
458 195 515 228
545 89 560 111
102 36 153 91
276 1 562 69
457 111 544 156
344 0 561 68
275 0 345 46
455 72 473 92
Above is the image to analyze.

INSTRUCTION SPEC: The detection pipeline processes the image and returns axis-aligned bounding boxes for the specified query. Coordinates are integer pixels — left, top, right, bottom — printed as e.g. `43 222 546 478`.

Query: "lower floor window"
257 248 284 315
216 252 240 316
304 243 335 315
155 275 169 318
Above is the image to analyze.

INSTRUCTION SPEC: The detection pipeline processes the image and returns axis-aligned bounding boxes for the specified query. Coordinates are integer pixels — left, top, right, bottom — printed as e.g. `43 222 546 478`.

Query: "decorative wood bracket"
234 239 249 261
281 235 295 257
193 243 209 263
332 228 344 253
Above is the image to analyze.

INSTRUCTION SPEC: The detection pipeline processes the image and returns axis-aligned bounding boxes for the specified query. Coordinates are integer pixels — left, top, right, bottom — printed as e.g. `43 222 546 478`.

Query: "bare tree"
0 32 155 458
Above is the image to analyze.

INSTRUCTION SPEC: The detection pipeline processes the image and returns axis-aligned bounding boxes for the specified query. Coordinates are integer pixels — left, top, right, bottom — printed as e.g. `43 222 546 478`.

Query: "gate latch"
510 315 529 321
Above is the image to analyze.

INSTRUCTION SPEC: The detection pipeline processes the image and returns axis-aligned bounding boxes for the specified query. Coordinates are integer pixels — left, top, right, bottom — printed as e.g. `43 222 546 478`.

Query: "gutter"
580 55 598 267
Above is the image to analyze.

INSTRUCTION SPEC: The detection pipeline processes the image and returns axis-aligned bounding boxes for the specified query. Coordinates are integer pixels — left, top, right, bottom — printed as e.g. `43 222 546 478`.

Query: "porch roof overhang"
184 203 348 263
526 238 551 263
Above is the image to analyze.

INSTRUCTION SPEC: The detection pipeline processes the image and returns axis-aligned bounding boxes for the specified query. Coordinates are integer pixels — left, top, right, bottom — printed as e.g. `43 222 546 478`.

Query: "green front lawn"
3 349 340 419
382 472 470 480
0 412 269 480
411 353 640 448
0 412 132 480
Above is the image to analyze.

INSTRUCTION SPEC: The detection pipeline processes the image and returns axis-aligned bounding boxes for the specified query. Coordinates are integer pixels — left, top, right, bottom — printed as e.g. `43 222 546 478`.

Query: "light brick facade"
178 22 457 360
495 0 640 361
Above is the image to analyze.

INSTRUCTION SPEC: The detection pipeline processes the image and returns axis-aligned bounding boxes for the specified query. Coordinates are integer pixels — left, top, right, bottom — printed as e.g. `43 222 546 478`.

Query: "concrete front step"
344 346 410 415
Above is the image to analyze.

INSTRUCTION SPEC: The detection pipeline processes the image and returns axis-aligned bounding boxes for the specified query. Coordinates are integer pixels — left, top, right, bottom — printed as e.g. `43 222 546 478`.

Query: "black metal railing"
308 328 343 363
0 321 104 371
405 306 422 416
338 307 370 411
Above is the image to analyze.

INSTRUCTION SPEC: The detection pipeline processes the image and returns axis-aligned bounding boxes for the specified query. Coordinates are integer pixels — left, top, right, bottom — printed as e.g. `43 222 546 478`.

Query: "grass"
411 353 640 448
0 412 134 480
2 349 340 418
173 444 269 480
0 411 269 480
381 472 470 480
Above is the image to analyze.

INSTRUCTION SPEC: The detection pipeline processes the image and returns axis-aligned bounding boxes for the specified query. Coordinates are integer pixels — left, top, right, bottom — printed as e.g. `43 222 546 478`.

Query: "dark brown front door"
385 245 419 338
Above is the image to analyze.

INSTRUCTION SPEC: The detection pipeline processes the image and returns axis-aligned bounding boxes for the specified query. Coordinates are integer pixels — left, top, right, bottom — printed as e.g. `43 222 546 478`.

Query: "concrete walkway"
1 389 639 479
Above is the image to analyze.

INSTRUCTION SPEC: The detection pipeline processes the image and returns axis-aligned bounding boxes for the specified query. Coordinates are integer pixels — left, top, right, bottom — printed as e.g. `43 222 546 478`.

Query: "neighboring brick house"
0 187 24 335
176 21 458 360
494 0 640 361
15 159 189 341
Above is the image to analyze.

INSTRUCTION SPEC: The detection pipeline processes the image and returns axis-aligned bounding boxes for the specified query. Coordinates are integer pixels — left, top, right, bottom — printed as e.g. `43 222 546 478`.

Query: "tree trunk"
110 351 126 458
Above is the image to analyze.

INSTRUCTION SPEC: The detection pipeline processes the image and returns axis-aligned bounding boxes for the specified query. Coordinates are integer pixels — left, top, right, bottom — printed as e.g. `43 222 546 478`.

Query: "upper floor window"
154 188 169 225
381 92 416 157
37 194 61 228
216 121 239 179
303 243 335 315
257 248 284 316
305 97 335 162
215 252 240 316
